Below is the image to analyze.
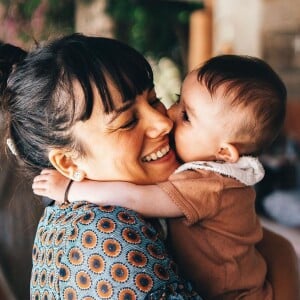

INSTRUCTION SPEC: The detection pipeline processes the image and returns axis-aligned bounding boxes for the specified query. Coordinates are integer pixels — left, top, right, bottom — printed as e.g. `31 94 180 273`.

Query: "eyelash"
120 116 138 129
181 110 190 122
174 95 189 123
120 98 162 129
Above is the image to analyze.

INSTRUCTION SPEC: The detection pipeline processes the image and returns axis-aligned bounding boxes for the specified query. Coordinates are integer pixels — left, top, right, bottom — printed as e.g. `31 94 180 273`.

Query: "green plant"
106 0 203 74
45 0 75 34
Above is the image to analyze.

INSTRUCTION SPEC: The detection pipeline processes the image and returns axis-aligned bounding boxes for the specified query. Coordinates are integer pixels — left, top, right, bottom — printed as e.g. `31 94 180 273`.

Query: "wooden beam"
188 4 213 71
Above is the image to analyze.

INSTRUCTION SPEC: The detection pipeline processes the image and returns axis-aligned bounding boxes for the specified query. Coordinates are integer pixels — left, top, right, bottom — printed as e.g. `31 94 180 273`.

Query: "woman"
0 34 299 299
1 33 201 299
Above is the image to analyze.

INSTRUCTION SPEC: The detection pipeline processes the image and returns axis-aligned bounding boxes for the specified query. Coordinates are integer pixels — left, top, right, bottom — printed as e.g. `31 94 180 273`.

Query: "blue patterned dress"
30 201 202 299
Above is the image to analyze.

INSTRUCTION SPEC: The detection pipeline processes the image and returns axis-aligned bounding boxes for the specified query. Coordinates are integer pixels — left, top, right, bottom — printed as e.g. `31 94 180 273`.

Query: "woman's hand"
32 169 70 202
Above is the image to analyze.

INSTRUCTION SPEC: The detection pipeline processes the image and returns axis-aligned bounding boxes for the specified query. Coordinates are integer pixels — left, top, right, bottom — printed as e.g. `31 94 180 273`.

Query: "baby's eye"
120 116 138 129
181 110 190 122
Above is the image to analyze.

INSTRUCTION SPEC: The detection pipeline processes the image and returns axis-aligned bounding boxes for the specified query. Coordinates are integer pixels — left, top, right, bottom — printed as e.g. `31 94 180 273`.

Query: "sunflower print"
31 201 202 299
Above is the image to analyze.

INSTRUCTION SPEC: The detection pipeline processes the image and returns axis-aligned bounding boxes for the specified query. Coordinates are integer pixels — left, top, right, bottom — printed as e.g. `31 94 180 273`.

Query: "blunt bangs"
55 34 154 121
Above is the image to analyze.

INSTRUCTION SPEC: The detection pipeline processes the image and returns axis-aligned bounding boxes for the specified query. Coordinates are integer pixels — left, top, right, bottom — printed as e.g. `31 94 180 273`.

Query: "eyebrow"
181 97 196 118
186 103 195 115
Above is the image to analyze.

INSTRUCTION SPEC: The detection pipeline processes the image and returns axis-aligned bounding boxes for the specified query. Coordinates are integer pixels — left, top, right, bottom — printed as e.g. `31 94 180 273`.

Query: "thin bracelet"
64 179 74 204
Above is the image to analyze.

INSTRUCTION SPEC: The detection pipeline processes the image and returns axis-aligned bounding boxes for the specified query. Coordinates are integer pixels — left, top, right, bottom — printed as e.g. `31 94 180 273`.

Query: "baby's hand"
32 169 70 203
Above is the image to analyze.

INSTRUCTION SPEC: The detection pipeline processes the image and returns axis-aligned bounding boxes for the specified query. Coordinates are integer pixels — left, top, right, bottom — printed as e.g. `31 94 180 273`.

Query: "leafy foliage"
45 0 75 34
0 0 203 72
18 0 41 19
106 0 203 73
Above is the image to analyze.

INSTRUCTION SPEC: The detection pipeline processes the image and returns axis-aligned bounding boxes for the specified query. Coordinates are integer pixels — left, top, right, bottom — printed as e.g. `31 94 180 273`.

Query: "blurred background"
0 0 300 298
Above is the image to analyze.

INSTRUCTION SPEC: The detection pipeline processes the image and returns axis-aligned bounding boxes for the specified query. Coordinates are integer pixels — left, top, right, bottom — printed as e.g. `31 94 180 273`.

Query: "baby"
33 55 286 299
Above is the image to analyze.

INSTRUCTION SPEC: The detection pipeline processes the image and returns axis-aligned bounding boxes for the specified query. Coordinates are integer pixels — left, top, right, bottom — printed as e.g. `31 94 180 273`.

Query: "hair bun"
0 42 27 95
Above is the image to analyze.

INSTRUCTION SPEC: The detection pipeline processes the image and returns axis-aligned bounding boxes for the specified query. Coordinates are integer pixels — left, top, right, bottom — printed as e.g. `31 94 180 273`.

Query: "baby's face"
167 71 234 162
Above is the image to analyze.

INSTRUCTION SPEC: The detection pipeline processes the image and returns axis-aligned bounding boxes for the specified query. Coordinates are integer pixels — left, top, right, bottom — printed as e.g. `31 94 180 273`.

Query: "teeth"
157 150 163 158
142 145 170 162
150 153 157 160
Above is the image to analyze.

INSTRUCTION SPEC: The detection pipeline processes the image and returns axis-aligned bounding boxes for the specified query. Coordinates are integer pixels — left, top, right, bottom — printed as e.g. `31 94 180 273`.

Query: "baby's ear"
216 143 239 163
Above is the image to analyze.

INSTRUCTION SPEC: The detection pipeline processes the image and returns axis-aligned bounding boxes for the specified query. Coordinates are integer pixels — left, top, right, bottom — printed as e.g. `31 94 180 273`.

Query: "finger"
33 177 46 183
33 176 43 183
32 181 47 190
32 188 47 196
33 174 51 182
40 169 55 175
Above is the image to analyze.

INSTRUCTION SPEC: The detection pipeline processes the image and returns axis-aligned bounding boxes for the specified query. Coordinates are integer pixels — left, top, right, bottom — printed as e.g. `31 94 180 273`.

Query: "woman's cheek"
123 130 142 149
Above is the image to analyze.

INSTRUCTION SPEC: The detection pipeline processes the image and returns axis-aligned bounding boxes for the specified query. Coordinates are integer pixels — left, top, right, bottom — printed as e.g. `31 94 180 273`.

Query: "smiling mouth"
141 145 170 162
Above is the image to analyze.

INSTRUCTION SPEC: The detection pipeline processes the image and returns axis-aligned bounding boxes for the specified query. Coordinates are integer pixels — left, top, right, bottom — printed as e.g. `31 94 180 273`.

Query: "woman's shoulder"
36 201 160 252
39 201 148 228
32 201 202 299
54 201 164 255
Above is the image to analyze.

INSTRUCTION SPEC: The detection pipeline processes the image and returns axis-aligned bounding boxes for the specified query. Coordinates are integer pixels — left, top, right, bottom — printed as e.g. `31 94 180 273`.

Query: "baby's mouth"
141 145 170 162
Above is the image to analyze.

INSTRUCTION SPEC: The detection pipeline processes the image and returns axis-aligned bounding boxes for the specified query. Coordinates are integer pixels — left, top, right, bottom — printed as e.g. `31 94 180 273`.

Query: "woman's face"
72 83 179 184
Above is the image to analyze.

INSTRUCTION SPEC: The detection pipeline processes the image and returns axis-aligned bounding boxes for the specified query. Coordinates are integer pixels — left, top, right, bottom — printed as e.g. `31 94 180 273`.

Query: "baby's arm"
33 169 182 218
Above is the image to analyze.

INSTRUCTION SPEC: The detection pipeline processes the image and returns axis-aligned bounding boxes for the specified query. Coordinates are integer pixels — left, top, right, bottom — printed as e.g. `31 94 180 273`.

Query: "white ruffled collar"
175 156 265 186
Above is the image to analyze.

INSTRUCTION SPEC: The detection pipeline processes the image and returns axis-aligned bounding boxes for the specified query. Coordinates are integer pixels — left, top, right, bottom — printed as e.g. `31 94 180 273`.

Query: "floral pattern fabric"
31 201 202 299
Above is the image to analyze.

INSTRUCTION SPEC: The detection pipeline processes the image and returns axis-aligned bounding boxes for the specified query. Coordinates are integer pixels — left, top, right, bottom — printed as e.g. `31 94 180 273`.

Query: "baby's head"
168 55 287 163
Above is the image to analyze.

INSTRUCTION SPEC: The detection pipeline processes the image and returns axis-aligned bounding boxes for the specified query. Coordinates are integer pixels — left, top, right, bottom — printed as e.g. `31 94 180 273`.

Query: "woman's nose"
145 107 173 138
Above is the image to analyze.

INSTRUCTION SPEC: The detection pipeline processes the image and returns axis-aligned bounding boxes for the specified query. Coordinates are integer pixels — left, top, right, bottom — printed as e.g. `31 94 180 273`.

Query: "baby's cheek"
174 132 186 160
175 128 186 146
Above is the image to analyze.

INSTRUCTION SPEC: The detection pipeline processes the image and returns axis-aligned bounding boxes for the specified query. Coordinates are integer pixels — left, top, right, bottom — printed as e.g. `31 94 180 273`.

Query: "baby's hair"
0 34 154 177
197 55 287 155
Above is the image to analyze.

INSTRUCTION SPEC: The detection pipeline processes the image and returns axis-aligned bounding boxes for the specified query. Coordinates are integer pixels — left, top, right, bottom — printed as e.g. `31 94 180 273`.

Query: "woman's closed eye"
120 115 139 129
119 98 162 130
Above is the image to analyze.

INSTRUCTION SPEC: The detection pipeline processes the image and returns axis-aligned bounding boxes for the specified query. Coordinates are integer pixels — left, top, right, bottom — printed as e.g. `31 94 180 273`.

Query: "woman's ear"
216 143 240 163
48 149 86 181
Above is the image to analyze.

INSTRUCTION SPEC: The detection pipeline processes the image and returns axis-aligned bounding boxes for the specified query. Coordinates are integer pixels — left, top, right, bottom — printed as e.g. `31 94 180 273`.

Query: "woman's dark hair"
0 34 154 176
197 54 287 155
0 42 27 95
